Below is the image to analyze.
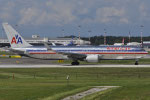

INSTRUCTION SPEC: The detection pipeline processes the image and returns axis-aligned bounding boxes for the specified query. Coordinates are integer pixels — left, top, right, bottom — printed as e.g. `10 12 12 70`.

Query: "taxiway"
0 64 149 68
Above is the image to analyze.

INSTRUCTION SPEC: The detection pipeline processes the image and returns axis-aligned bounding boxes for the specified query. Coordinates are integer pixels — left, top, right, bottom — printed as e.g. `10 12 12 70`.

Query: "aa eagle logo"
11 35 23 44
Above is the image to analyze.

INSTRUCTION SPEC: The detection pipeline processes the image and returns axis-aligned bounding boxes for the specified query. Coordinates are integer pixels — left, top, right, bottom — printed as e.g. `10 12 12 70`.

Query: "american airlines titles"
107 47 131 50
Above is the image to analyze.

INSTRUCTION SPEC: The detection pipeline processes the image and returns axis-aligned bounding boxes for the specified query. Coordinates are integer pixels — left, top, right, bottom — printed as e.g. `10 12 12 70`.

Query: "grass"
56 58 150 65
0 68 150 100
0 51 14 55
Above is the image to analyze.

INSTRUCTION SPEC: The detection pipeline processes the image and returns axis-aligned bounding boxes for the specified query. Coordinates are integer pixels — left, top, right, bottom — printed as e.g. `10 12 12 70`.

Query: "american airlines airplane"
2 23 148 65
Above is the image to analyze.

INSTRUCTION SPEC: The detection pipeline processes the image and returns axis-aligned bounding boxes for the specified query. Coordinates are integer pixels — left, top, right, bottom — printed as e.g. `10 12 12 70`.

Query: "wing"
43 43 87 60
57 52 87 60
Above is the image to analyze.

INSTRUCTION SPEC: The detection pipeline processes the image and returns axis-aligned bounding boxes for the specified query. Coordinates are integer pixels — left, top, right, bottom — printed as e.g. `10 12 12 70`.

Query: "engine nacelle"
85 55 99 63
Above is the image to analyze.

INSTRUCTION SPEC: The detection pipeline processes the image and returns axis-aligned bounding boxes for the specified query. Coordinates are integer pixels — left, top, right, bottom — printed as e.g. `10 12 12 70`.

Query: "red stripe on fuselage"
80 52 148 54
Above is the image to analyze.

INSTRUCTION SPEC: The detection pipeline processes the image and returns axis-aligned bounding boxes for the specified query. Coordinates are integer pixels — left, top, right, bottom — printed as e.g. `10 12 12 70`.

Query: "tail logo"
11 35 23 44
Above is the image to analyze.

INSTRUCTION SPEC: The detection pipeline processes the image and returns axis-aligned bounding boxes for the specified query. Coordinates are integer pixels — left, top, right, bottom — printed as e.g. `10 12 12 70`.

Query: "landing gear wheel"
71 62 75 65
76 62 79 65
135 61 139 65
71 61 80 65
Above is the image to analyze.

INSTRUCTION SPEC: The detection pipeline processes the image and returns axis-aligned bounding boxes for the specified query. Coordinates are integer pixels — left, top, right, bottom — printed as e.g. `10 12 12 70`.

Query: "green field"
0 68 150 100
56 58 150 65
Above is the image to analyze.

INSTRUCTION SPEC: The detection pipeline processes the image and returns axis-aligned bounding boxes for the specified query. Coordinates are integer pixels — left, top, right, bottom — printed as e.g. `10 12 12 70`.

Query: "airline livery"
2 23 148 65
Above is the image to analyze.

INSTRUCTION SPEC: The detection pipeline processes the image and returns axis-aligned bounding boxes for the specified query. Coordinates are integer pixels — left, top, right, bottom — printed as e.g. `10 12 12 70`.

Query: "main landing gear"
135 59 139 65
71 61 80 65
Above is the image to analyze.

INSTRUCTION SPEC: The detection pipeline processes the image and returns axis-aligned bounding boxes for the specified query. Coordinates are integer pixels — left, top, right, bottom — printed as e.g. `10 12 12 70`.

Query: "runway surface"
0 64 150 68
0 58 150 68
0 58 55 65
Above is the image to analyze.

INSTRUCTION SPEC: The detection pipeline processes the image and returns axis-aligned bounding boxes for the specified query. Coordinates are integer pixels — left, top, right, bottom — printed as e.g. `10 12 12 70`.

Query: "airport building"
143 41 150 48
127 42 141 46
0 35 91 47
127 41 150 48
113 41 150 49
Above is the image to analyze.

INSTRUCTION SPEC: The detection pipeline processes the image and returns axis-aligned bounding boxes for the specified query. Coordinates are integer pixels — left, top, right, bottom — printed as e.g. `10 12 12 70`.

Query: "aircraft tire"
71 62 76 65
76 62 79 65
135 61 139 65
71 62 80 65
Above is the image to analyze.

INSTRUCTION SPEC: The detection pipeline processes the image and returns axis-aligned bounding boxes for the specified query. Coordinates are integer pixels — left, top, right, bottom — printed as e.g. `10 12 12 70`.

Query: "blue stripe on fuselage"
25 45 146 53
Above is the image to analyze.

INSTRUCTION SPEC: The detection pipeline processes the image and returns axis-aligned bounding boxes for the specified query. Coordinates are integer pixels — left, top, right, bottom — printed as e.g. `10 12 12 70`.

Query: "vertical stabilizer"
2 23 32 48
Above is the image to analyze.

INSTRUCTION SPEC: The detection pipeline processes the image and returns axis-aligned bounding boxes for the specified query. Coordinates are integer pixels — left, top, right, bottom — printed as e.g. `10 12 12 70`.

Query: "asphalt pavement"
0 58 150 68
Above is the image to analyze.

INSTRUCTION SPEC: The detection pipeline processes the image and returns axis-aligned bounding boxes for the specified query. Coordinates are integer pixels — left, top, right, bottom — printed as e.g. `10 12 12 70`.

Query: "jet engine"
85 55 99 63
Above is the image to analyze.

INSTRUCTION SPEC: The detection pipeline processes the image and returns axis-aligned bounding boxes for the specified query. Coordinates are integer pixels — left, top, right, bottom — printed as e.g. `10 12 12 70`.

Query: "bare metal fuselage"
12 45 148 61
26 53 145 60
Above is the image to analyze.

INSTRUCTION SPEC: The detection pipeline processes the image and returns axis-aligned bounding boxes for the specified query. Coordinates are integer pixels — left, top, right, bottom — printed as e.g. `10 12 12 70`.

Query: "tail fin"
2 23 32 48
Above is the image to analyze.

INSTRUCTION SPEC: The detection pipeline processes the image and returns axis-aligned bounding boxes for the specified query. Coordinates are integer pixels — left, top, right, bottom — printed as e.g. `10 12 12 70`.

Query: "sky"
0 0 150 38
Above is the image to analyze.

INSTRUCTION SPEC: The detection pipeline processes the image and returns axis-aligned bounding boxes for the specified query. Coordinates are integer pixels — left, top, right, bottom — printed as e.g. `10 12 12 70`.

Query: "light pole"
88 30 91 44
78 25 81 45
62 29 64 37
140 25 144 47
104 29 107 45
129 31 131 43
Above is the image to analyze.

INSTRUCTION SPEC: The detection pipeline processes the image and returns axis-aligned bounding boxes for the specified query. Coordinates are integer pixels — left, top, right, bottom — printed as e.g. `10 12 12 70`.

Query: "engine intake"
85 55 99 63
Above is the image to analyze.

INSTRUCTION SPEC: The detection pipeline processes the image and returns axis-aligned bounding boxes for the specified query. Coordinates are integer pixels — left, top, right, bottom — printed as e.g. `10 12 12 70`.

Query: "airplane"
2 23 148 65
63 36 76 46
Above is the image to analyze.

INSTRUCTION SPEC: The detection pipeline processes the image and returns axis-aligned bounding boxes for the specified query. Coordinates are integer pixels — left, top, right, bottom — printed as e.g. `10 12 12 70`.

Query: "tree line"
82 36 150 45
62 35 150 45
